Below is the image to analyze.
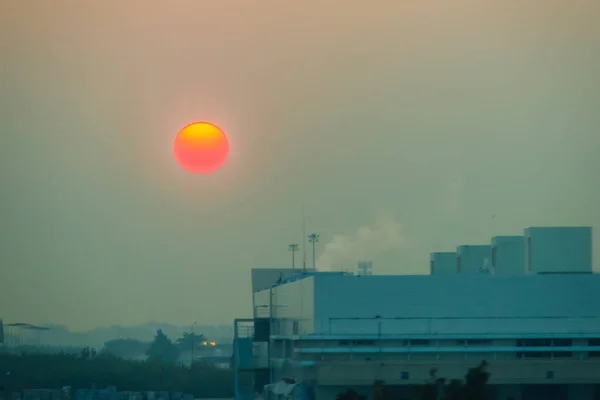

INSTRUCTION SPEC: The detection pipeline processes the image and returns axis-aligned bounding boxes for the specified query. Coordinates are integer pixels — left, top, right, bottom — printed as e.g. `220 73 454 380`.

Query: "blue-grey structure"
233 226 598 400
491 235 526 275
429 252 456 275
524 227 592 274
457 245 492 274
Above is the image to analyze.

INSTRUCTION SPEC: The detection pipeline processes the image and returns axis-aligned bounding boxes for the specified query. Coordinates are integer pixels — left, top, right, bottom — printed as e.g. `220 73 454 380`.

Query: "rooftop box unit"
430 252 457 275
491 236 525 275
524 227 592 274
456 245 492 274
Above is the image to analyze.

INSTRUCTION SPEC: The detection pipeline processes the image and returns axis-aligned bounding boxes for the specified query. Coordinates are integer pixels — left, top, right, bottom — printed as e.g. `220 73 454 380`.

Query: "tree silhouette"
0 351 233 397
176 332 206 353
463 361 490 400
102 338 150 359
336 388 359 400
146 329 180 364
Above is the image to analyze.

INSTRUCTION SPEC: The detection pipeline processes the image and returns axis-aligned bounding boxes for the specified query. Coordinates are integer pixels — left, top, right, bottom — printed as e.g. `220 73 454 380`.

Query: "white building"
457 245 492 274
233 226 599 400
524 227 592 274
491 236 525 275
429 252 456 275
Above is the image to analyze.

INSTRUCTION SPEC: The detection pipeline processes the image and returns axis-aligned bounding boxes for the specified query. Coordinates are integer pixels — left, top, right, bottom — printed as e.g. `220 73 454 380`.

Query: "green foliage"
336 361 492 400
372 380 394 400
175 332 206 353
336 388 359 400
146 330 179 364
0 352 233 398
463 361 490 400
101 339 149 359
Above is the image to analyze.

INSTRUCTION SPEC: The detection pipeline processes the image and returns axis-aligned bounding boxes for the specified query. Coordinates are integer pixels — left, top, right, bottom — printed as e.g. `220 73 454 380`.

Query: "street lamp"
288 244 299 270
308 233 319 270
191 321 197 366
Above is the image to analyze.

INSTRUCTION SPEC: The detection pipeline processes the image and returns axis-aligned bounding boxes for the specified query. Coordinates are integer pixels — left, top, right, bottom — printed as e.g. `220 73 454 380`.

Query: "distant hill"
39 322 233 349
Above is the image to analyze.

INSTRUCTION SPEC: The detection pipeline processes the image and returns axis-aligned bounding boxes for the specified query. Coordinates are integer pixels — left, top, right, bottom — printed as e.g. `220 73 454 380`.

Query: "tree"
146 329 180 364
176 332 206 353
463 361 490 400
79 347 96 360
0 351 233 398
372 380 393 400
102 338 150 360
445 379 463 400
336 389 359 400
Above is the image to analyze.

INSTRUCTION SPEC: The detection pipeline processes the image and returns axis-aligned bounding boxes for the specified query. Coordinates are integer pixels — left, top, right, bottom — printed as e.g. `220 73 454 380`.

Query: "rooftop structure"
456 245 492 274
429 252 456 275
524 227 592 274
491 236 525 275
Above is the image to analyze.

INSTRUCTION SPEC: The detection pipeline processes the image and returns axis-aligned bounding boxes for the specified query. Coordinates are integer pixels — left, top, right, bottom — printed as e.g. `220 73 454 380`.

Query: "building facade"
233 227 599 400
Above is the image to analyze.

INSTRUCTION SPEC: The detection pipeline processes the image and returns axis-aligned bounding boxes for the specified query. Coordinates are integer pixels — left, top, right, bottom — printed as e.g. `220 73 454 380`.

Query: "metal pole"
288 244 299 270
302 206 307 272
191 322 196 366
268 287 273 385
308 233 319 270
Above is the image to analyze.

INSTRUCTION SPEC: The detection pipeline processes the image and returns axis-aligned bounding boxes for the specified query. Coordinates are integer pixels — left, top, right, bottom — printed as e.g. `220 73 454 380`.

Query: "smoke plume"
316 212 411 271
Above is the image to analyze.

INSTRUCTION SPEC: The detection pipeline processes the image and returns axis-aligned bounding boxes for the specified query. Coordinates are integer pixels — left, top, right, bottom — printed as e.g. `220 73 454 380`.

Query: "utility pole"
302 205 307 272
191 321 196 367
308 233 319 269
288 244 299 270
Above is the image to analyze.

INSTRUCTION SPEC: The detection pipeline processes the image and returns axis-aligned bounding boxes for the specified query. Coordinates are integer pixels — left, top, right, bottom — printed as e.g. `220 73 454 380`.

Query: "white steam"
316 212 411 271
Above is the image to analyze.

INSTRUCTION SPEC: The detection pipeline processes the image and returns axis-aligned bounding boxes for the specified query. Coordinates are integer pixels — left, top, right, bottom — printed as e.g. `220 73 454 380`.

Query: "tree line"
337 361 497 400
0 330 233 398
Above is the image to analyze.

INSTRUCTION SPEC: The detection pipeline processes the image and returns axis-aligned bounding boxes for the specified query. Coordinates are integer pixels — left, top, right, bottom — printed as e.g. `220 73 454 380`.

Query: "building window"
588 338 600 357
466 339 493 346
552 339 572 358
411 339 430 346
338 339 376 346
292 321 299 335
430 261 435 274
353 339 375 346
517 339 552 359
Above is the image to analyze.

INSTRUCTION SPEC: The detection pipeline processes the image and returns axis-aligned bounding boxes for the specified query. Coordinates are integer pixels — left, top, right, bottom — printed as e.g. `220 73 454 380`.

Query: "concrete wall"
491 236 525 275
524 227 592 274
251 268 314 294
312 274 600 335
457 245 492 274
430 252 457 275
314 359 600 386
314 384 597 400
254 276 315 335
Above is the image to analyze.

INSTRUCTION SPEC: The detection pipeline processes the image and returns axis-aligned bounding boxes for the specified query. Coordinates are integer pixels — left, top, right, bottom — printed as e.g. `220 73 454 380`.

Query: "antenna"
288 244 299 270
308 233 320 270
302 205 307 271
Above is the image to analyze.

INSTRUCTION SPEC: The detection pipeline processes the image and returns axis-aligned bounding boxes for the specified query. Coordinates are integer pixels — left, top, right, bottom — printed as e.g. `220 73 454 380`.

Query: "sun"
173 122 229 174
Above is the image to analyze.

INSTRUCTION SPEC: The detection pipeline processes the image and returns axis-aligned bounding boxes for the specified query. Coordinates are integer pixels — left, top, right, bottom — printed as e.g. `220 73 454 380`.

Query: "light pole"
308 233 319 270
288 244 299 270
191 321 197 367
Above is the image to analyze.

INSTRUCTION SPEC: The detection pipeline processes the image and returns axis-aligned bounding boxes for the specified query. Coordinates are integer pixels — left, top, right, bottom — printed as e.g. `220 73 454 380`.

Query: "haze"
1 0 599 331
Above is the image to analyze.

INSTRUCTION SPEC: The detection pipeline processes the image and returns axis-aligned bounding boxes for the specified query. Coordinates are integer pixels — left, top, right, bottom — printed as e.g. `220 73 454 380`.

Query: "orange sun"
173 122 229 174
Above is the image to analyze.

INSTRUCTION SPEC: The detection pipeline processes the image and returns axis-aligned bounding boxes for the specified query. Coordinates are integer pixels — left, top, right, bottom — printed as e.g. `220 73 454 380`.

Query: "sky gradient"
1 0 599 330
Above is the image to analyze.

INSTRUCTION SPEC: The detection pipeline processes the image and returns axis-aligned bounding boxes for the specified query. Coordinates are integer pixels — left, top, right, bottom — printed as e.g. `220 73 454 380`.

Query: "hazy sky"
1 0 599 331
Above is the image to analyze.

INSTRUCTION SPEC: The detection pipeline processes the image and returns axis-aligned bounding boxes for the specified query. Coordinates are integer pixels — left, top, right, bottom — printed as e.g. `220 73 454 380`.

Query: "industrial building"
233 226 599 400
